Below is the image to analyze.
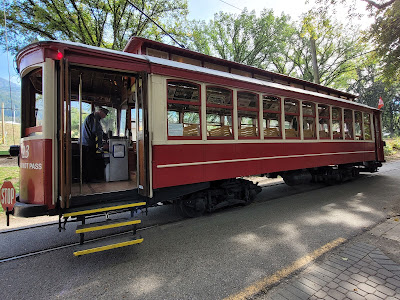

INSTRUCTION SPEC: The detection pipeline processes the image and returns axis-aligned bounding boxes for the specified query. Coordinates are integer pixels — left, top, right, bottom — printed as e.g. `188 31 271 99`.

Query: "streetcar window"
318 104 330 139
167 80 201 138
263 96 280 112
119 109 127 137
364 113 372 140
206 87 232 106
21 68 43 137
302 102 316 139
35 94 43 126
263 96 281 138
284 99 299 138
238 92 258 138
355 111 363 140
344 109 354 140
332 107 343 140
101 106 118 136
237 91 258 109
206 86 233 138
130 108 139 142
167 81 199 103
71 101 91 138
168 104 200 136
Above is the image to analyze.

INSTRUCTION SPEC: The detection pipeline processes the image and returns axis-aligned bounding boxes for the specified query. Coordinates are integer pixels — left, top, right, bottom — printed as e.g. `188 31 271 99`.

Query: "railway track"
0 181 290 263
0 171 390 263
0 223 159 263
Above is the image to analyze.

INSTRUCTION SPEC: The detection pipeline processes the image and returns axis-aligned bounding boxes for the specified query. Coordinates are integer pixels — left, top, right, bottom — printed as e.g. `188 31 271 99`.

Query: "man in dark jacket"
81 107 109 182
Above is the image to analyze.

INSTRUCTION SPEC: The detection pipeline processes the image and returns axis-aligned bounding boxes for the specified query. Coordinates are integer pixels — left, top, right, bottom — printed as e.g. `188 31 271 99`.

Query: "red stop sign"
1 181 16 212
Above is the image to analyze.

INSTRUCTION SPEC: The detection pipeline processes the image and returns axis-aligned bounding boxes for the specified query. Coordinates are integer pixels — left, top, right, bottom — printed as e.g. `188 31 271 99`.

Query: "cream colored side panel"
43 58 58 205
43 59 55 140
151 75 167 144
201 83 207 140
147 74 153 198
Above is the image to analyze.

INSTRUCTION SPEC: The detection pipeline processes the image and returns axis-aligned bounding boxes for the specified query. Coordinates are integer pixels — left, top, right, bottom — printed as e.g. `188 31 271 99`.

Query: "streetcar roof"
17 40 378 111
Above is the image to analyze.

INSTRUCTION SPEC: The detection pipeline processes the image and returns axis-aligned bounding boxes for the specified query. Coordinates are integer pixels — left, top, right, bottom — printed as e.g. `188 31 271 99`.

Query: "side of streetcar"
146 69 383 191
9 40 384 220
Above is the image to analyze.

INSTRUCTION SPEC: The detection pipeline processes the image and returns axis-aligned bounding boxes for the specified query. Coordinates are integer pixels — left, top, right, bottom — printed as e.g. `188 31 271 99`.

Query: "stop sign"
1 181 16 212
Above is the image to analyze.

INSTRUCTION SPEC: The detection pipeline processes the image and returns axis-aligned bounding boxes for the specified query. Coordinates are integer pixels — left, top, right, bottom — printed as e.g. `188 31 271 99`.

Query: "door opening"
65 67 141 203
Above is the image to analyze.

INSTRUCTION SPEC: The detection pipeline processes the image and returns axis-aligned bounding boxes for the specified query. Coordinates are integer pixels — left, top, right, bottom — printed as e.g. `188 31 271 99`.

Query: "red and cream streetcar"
7 37 384 255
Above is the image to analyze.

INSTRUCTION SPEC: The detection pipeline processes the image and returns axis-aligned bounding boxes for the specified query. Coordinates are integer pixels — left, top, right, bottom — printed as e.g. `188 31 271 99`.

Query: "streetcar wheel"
178 197 206 218
242 184 257 205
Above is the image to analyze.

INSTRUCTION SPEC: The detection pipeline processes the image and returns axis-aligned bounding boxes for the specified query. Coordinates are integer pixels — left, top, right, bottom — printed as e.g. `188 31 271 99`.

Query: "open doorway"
67 67 141 199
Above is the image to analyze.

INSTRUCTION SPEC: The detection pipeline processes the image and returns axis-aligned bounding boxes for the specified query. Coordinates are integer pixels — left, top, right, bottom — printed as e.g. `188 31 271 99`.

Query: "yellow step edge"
73 238 144 256
63 202 146 218
76 220 141 234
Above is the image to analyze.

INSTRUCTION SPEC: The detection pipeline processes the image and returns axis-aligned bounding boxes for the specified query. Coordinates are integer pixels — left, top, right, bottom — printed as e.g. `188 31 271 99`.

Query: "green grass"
0 150 9 155
0 166 19 213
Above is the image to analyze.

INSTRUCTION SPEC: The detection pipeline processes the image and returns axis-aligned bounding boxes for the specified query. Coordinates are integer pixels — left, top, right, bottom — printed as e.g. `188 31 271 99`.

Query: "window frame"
363 112 373 140
317 104 331 140
167 80 202 140
332 106 343 140
206 85 234 140
284 99 300 139
262 95 282 139
344 109 354 140
354 111 364 140
237 91 259 139
302 101 317 140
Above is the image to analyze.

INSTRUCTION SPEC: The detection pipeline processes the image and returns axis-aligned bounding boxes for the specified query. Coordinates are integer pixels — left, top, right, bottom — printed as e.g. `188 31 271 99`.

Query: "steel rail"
0 223 160 264
0 171 390 263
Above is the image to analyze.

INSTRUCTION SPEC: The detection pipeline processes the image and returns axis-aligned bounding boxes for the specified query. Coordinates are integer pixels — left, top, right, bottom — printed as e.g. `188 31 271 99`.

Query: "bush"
384 144 396 156
391 138 400 150
384 138 400 157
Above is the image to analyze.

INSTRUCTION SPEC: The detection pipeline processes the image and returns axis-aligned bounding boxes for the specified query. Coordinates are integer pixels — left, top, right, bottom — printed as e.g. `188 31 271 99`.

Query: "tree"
348 64 400 136
187 9 367 90
299 12 369 89
369 0 400 82
0 0 189 53
186 9 295 69
309 0 400 83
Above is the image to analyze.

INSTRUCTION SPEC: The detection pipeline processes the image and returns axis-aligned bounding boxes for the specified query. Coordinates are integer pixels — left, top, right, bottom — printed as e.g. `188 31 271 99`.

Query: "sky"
0 0 373 86
188 0 313 21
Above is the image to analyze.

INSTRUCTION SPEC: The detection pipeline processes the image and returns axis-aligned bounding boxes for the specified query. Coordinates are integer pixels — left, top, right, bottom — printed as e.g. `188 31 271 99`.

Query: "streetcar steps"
63 201 147 218
62 201 146 256
75 218 141 234
73 235 144 256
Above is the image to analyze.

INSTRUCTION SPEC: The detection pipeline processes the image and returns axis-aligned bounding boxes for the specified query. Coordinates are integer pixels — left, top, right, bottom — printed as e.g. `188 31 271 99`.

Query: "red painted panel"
19 139 53 209
65 51 150 74
152 142 376 189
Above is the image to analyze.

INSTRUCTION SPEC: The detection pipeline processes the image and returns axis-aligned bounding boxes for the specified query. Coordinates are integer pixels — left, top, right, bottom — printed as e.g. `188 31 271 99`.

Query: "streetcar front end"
10 50 58 218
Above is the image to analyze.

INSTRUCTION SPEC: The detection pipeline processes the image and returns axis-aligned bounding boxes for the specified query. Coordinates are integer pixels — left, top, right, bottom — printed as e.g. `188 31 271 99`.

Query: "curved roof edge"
16 40 376 111
124 36 358 101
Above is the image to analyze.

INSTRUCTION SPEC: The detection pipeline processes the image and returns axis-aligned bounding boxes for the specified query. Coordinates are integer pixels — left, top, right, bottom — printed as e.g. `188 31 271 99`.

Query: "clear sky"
188 0 313 21
0 0 372 85
0 50 19 84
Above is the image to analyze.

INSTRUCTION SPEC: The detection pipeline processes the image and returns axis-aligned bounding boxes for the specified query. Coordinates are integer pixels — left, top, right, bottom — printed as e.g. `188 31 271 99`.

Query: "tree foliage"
186 9 294 68
349 64 400 136
370 0 400 82
300 12 370 89
186 10 367 90
0 0 189 52
309 0 400 84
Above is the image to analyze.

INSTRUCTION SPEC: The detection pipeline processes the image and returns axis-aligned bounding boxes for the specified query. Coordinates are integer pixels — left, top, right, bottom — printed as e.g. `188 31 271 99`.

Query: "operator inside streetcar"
81 106 109 183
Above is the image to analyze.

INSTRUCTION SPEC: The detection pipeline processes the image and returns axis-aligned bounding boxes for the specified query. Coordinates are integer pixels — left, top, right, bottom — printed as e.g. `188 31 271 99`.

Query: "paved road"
0 160 399 300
